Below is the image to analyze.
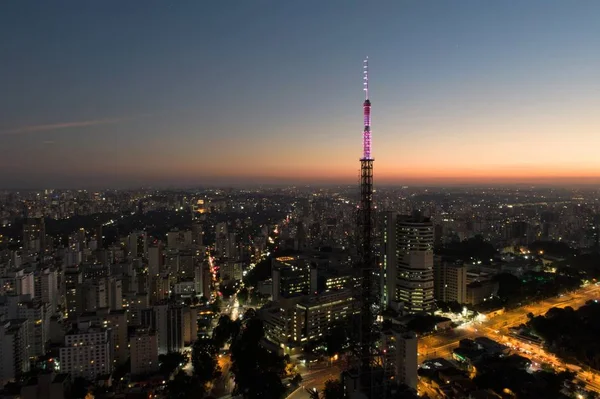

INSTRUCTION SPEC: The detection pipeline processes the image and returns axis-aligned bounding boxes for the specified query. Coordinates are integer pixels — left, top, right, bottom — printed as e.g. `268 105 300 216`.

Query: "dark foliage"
406 315 450 335
159 352 186 377
230 310 286 398
435 235 497 263
166 371 201 399
325 322 349 357
492 271 581 308
237 287 249 306
323 379 344 399
529 240 576 258
528 301 600 369
192 338 221 384
474 355 572 399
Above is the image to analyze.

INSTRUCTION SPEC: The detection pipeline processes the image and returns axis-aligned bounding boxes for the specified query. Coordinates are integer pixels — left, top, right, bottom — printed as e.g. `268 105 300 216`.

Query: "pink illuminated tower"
362 57 372 160
355 56 378 395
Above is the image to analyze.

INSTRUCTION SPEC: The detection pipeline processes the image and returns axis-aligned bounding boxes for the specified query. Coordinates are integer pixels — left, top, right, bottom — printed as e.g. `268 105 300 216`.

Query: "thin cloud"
0 116 134 136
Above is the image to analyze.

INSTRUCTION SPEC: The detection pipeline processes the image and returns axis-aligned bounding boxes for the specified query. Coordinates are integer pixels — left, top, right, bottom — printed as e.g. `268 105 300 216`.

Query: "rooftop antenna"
363 56 369 100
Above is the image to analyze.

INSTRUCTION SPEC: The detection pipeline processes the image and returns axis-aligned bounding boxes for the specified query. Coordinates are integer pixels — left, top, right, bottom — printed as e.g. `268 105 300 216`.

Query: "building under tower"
382 212 435 313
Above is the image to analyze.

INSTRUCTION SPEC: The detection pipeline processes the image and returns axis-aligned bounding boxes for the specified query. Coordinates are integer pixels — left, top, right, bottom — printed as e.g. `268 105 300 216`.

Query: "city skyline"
2 1 600 188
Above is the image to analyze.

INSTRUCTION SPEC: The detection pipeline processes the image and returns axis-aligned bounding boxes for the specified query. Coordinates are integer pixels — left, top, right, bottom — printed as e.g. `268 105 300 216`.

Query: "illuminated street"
419 283 600 393
287 364 343 399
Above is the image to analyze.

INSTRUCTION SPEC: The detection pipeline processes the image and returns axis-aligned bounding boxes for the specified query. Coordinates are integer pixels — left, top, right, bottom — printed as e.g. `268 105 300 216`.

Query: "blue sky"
2 1 600 187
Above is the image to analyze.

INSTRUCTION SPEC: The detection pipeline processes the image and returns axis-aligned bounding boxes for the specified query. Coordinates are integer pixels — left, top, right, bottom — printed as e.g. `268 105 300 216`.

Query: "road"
287 364 342 399
419 283 600 393
210 354 234 397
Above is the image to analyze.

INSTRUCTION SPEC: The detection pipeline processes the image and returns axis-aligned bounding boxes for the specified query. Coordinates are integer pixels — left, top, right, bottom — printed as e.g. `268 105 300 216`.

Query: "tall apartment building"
78 308 128 366
23 218 45 253
149 274 170 304
148 244 164 277
221 261 243 282
59 322 111 379
182 307 198 346
39 268 58 312
105 277 122 311
383 212 435 313
381 329 418 390
63 268 82 319
128 232 147 259
124 292 149 326
130 328 159 376
0 319 30 384
11 299 51 357
194 263 211 298
77 280 107 312
380 211 398 307
154 304 184 355
433 258 467 304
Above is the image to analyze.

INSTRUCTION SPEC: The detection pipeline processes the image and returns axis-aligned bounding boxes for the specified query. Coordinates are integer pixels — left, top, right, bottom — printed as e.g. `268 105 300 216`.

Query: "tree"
238 287 249 306
213 315 236 349
230 312 286 398
291 374 303 386
323 379 344 399
192 338 221 384
325 322 348 357
220 282 237 299
167 371 200 399
159 352 186 376
71 377 90 399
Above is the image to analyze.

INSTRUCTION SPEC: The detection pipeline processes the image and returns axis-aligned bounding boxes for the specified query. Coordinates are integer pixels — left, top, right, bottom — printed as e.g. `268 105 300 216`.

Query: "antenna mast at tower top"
362 57 372 160
363 57 369 100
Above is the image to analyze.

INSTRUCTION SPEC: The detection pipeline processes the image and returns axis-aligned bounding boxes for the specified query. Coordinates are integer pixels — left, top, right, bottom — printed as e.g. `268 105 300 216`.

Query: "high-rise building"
130 328 158 376
23 218 45 253
39 268 58 312
194 263 211 299
0 319 30 384
59 322 111 379
433 258 467 304
78 308 128 366
221 261 243 282
128 232 147 259
150 274 170 304
271 256 317 301
11 299 51 357
154 304 184 355
64 268 82 319
78 280 107 312
380 211 398 307
182 306 198 346
393 213 435 313
381 329 418 390
148 244 164 276
106 277 123 311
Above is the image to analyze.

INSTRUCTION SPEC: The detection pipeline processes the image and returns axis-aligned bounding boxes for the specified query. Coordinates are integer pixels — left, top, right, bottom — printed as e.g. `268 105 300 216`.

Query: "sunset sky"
2 1 600 188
